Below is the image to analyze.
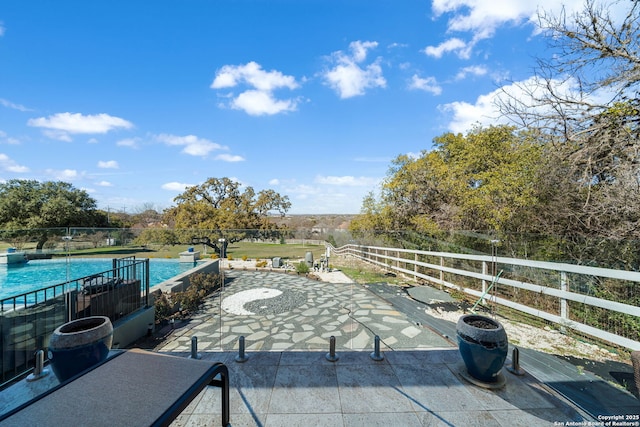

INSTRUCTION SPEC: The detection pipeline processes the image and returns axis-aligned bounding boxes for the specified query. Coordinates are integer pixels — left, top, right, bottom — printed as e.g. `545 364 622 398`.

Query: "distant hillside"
269 214 356 231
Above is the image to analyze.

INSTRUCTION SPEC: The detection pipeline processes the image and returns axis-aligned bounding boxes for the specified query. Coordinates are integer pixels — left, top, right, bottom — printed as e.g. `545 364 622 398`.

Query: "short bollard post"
235 336 248 363
189 336 201 359
507 347 525 376
27 350 49 382
370 335 384 361
326 335 339 362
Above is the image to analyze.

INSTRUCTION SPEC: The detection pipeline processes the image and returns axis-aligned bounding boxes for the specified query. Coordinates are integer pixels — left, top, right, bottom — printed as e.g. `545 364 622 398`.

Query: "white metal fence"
333 244 640 351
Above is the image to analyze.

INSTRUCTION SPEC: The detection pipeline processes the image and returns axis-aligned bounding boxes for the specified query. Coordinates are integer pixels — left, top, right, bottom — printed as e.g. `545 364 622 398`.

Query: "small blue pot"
456 314 508 383
48 316 113 382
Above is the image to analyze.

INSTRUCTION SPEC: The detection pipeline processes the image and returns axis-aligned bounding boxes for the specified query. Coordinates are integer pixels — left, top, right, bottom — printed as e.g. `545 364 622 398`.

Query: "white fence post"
560 271 568 333
342 242 640 350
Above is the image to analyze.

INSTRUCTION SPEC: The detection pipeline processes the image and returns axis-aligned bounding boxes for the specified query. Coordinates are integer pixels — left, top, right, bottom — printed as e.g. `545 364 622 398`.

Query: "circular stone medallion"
221 287 306 315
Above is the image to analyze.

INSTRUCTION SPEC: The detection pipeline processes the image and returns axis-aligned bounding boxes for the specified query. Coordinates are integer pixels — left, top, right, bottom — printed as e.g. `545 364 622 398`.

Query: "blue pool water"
0 258 199 301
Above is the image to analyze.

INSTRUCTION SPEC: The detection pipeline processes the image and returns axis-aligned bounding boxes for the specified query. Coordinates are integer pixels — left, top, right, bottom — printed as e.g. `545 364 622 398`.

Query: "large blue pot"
48 316 113 382
456 314 508 383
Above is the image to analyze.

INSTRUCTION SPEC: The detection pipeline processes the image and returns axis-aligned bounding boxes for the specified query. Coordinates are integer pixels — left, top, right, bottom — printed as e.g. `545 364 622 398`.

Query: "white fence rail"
333 244 640 351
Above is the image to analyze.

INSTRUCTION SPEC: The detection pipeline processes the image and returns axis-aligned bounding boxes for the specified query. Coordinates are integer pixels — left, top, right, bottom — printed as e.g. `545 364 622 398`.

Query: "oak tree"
163 177 291 247
0 179 108 249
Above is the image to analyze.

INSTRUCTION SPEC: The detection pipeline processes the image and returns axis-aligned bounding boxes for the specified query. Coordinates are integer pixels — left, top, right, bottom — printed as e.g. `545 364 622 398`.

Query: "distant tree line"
350 0 640 269
0 176 291 252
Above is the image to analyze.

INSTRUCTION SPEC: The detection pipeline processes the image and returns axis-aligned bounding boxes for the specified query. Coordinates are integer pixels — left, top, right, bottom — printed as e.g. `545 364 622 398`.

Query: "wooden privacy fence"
333 244 640 351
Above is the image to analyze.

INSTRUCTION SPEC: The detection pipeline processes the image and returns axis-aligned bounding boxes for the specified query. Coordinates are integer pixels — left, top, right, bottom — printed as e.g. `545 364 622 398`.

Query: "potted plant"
47 316 113 382
456 314 508 383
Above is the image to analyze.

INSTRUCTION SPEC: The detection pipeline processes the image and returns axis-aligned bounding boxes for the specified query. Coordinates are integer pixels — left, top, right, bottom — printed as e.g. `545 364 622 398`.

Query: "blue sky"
0 1 611 214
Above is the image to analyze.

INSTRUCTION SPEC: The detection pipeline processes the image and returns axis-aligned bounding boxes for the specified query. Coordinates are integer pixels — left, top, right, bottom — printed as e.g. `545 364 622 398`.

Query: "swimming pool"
0 258 200 301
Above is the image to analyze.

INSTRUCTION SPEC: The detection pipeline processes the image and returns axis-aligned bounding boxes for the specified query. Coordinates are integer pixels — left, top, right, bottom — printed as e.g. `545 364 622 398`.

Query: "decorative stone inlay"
155 270 453 353
221 286 307 316
221 288 282 315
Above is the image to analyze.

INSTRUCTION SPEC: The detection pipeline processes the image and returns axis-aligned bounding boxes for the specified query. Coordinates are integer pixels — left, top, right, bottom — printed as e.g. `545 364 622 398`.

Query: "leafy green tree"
0 180 108 249
164 177 291 247
134 228 179 247
353 126 543 238
349 191 397 241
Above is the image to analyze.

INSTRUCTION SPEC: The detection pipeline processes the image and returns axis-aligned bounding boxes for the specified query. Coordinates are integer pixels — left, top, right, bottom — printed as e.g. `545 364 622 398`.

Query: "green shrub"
296 261 310 274
154 273 222 322
154 292 173 324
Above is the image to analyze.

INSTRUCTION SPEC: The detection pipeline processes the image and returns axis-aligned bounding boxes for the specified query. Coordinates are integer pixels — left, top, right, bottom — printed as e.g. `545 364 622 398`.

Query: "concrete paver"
156 270 452 353
160 270 595 426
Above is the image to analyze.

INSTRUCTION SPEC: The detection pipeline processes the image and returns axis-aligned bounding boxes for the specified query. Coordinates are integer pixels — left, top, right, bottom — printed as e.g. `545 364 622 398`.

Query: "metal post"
326 336 339 362
370 335 384 361
235 336 248 363
481 261 488 302
507 347 525 376
189 336 201 359
26 350 49 382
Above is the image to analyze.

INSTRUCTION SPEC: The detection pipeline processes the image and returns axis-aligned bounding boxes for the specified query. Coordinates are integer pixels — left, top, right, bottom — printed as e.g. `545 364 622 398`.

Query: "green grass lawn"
334 265 408 286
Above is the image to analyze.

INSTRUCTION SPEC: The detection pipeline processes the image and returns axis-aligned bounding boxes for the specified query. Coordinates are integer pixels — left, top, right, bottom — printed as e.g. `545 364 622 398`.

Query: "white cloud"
350 40 378 62
388 42 408 49
97 160 119 169
439 75 593 133
161 182 192 191
45 168 79 181
269 178 280 186
211 61 300 116
231 90 297 116
0 22 4 37
323 40 387 99
156 133 226 157
409 75 442 95
0 153 29 173
455 65 488 80
314 175 379 187
0 130 20 145
28 112 133 141
431 0 533 39
87 138 99 144
215 153 245 162
0 98 31 112
424 38 470 59
96 181 113 187
427 0 595 58
43 129 73 142
284 183 318 199
212 61 298 92
116 137 140 148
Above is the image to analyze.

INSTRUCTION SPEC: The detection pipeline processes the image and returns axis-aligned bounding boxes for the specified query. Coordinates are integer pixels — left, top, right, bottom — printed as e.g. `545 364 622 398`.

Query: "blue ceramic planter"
48 316 113 382
456 314 508 383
